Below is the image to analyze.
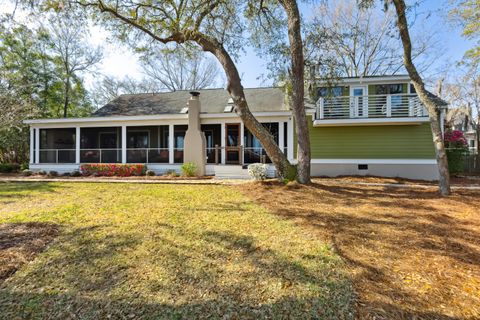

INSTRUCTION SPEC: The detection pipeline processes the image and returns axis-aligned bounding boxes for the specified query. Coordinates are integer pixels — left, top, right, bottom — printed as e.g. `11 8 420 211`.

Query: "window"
375 84 404 95
317 86 343 98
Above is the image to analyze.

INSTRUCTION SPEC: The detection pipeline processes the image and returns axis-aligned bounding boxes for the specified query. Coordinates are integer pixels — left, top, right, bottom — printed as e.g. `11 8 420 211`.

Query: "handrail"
315 93 428 120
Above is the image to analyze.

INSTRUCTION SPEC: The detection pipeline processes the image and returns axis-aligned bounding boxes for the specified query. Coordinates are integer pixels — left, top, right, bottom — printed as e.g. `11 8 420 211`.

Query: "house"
24 75 447 180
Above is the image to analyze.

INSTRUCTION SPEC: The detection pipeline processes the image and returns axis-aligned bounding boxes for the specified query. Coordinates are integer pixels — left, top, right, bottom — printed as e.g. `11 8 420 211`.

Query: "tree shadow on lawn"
0 182 66 206
0 223 354 319
0 222 59 281
238 182 480 320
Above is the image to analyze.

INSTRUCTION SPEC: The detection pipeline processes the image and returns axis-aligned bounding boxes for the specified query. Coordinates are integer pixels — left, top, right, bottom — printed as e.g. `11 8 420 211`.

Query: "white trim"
316 75 411 85
240 122 244 147
30 127 34 164
220 123 226 164
309 159 437 165
278 121 285 154
23 112 292 125
121 126 127 164
168 124 174 164
35 128 40 164
313 117 429 126
75 127 80 164
287 118 294 161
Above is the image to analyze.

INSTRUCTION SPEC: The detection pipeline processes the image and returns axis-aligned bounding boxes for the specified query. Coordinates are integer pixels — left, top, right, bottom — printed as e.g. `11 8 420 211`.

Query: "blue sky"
2 0 474 89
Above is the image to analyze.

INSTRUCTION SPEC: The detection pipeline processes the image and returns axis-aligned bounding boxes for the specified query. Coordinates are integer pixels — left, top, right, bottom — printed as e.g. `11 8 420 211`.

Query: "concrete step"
214 165 251 179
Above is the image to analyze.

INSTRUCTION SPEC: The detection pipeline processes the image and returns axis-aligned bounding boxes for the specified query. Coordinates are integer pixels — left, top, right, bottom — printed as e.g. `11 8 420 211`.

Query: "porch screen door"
225 123 240 164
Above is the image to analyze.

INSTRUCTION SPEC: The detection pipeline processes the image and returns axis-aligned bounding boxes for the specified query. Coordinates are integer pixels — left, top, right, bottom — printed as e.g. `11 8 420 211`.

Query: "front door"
350 86 368 118
225 123 240 164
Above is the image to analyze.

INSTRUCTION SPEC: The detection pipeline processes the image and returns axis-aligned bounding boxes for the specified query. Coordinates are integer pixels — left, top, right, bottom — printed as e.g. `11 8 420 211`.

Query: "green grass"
0 182 354 319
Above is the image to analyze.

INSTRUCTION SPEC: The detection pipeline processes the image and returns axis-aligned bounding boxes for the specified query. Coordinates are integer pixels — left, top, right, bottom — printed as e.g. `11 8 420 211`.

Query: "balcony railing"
315 94 428 120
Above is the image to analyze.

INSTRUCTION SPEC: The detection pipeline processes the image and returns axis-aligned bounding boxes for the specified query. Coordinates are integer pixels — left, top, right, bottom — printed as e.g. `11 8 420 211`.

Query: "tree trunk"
392 0 450 196
279 0 311 184
63 74 70 118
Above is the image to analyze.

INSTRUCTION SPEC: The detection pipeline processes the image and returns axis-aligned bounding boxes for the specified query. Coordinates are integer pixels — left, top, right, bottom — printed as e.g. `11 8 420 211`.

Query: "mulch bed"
238 179 480 319
0 173 213 181
0 223 59 281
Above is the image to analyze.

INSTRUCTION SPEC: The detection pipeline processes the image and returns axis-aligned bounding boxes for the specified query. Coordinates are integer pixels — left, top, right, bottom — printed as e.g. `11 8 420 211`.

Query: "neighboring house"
24 75 447 180
445 106 478 153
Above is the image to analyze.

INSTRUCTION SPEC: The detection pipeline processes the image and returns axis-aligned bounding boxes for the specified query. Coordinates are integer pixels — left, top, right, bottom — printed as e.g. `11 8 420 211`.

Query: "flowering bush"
248 163 268 181
444 130 468 174
80 164 146 177
444 130 468 148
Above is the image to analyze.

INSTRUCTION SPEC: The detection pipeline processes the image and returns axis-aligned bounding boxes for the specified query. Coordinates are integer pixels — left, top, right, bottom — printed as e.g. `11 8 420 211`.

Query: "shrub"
47 171 59 177
62 172 71 177
0 163 20 173
79 164 146 177
70 171 81 177
164 169 178 177
146 170 156 176
180 162 197 177
22 169 33 176
20 163 29 171
444 130 469 174
38 170 47 176
248 163 268 181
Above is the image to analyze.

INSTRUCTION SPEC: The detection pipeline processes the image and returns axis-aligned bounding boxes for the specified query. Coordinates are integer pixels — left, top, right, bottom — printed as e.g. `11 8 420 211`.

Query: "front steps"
213 165 251 179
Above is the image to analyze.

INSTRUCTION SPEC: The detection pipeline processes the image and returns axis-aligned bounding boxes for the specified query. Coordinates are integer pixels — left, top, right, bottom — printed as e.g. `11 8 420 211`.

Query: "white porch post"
287 119 294 161
121 125 127 164
278 121 285 154
29 127 34 164
35 128 40 164
75 127 80 164
169 124 174 164
220 122 226 164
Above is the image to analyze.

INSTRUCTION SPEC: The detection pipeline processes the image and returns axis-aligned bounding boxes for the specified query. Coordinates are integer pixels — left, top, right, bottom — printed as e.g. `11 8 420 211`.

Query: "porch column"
169 124 174 164
121 125 127 164
75 127 80 164
35 128 40 164
287 119 294 161
279 121 285 154
29 127 34 164
220 122 226 164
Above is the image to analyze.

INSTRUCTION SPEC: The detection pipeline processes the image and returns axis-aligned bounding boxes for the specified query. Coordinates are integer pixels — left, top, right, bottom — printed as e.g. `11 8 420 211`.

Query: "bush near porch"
80 164 146 177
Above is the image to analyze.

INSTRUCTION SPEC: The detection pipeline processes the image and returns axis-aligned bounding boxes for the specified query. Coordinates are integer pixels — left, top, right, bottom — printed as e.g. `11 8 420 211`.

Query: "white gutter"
23 111 293 125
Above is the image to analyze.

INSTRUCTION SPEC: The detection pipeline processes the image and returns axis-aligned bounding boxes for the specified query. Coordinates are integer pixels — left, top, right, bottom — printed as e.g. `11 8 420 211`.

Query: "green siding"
305 120 435 159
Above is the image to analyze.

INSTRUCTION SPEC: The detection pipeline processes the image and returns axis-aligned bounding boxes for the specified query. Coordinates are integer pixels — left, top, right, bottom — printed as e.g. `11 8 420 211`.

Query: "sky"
1 0 475 90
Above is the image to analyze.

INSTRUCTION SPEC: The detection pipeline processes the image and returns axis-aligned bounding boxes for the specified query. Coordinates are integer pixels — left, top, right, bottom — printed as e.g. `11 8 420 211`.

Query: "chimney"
183 91 206 176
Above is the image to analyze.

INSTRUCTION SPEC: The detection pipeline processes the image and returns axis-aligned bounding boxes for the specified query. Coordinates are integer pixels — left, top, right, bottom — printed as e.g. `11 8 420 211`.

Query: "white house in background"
24 75 447 180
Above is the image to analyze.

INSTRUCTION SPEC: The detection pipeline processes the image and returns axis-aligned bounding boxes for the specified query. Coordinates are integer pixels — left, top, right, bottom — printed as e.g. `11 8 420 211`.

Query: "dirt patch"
238 179 480 319
0 222 59 281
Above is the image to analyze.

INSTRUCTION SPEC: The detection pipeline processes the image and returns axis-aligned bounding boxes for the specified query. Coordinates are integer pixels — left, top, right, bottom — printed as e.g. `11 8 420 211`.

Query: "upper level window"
317 86 343 98
375 84 404 95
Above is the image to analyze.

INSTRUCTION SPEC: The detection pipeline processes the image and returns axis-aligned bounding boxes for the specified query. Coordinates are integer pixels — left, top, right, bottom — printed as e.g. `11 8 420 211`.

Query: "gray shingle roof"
93 87 288 117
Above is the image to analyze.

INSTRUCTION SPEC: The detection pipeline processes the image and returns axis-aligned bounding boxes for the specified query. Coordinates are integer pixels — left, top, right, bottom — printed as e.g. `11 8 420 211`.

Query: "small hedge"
0 163 20 173
180 162 197 177
80 164 146 177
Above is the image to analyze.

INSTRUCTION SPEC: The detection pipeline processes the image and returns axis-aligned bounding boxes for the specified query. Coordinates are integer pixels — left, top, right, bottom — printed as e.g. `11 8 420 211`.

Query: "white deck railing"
315 94 428 120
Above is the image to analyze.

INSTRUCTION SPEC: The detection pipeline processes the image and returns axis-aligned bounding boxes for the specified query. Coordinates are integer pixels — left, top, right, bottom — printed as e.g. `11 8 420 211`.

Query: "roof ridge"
117 86 283 97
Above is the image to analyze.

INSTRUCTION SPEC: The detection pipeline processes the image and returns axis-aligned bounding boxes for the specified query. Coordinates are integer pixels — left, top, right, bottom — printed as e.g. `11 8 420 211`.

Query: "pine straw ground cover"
0 182 354 319
238 180 480 320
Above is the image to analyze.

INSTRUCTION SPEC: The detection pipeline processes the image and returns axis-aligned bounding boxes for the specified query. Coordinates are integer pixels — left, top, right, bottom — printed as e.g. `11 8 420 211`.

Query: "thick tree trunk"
392 0 450 196
279 0 311 184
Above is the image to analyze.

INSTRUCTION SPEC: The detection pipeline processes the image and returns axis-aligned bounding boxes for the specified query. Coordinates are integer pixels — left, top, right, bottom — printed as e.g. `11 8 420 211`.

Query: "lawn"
0 182 354 320
239 179 480 319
